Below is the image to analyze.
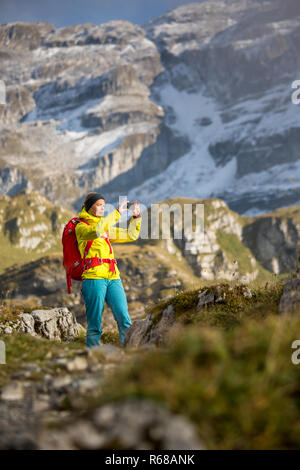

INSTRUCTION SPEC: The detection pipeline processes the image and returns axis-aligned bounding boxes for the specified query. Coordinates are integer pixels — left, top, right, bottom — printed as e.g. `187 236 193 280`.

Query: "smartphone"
126 201 139 207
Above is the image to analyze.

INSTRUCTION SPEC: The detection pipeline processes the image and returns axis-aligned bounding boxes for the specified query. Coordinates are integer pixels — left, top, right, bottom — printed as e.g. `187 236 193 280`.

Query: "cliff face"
0 1 299 215
242 211 300 274
151 197 300 283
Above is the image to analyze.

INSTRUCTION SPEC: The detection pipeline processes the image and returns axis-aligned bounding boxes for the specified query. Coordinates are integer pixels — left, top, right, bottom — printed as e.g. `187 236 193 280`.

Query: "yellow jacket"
75 206 142 280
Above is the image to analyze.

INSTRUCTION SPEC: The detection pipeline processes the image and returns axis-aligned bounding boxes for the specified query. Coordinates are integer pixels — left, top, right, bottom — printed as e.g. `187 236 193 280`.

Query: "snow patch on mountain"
72 121 158 166
23 97 101 132
217 84 298 141
124 80 300 216
124 84 237 205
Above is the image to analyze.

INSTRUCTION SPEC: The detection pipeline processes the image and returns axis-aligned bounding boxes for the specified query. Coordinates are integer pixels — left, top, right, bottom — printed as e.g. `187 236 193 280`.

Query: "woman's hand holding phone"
117 200 130 214
117 200 140 216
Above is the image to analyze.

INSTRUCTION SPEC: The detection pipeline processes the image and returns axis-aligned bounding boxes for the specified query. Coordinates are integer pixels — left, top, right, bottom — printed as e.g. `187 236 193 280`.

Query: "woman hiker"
75 192 142 348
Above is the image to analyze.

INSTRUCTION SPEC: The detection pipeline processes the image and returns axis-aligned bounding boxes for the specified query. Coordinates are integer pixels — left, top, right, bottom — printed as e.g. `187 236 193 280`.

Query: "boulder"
124 304 175 347
123 314 154 348
18 313 36 336
18 307 85 341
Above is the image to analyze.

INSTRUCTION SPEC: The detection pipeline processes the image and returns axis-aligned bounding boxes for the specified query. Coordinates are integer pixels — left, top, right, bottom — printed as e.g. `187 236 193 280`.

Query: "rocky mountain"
0 0 299 215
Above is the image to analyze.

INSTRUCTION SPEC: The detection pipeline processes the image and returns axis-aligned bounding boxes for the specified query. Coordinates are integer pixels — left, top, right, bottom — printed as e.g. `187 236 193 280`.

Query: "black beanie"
84 193 105 213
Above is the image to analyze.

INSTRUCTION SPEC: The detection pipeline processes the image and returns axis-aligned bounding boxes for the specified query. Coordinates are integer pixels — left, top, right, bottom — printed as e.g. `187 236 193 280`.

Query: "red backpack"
62 217 94 294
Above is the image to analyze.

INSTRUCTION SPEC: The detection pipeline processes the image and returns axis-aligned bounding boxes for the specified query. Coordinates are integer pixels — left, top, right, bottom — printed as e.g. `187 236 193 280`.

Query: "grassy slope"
0 192 72 274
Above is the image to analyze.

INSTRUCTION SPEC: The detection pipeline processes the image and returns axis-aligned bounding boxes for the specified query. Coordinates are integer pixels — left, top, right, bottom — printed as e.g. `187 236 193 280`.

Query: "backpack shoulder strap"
76 217 90 226
75 218 94 261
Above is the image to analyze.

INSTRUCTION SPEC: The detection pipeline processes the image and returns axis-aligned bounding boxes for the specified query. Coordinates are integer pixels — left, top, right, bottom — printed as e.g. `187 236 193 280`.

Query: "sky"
0 0 205 28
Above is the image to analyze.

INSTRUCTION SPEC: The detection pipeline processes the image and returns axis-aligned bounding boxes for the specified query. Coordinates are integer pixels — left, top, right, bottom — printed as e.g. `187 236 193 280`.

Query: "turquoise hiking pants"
81 278 132 348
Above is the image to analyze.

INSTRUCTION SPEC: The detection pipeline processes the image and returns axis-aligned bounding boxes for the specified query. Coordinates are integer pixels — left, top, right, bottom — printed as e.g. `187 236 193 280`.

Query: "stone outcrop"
0 307 85 341
242 215 300 274
124 303 176 348
156 198 300 282
124 283 254 347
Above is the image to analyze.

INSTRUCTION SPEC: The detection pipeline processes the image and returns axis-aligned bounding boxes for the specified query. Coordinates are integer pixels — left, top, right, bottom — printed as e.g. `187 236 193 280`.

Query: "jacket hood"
77 206 104 223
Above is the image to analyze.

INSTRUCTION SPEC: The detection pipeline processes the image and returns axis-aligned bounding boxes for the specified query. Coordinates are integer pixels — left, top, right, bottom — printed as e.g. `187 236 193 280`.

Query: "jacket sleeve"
109 215 142 243
75 209 121 241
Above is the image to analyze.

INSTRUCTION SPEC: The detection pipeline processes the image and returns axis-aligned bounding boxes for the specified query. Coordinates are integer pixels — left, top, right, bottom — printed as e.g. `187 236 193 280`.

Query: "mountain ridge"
0 1 299 215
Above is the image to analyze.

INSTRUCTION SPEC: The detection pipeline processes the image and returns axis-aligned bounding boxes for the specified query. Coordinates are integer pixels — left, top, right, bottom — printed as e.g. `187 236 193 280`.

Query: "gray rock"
33 395 51 413
17 307 83 341
51 375 73 391
242 286 252 298
124 315 154 348
91 399 204 450
3 326 13 334
148 304 175 345
87 344 124 362
279 278 300 315
0 394 40 449
69 421 107 450
18 313 36 336
197 289 215 310
76 376 101 395
38 398 204 450
24 363 42 372
125 304 176 347
50 357 68 367
1 382 25 401
66 356 89 372
242 217 299 274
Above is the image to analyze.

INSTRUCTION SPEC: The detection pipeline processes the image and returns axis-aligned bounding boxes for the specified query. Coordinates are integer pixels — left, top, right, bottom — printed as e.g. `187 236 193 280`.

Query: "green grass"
216 230 254 273
144 279 285 330
0 191 72 275
0 228 63 274
0 299 53 322
101 330 122 347
82 313 300 449
0 331 86 386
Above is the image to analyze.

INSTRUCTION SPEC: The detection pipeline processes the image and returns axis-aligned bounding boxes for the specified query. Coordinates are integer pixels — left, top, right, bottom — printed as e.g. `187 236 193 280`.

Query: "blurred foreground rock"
38 398 205 450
